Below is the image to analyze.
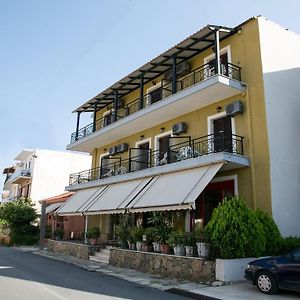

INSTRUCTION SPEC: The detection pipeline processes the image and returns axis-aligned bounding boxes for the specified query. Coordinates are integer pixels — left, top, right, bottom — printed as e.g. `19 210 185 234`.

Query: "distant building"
2 149 91 213
39 192 85 240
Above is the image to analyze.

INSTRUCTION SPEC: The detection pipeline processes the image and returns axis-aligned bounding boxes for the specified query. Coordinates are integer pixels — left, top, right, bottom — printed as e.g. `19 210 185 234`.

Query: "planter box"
216 257 256 282
110 248 215 282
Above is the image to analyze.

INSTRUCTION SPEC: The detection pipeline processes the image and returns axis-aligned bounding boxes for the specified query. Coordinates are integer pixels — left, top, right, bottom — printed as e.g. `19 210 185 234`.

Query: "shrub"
255 209 281 255
143 227 156 245
45 224 52 239
167 231 185 246
184 232 195 246
10 224 39 246
206 197 265 259
54 228 64 239
279 236 300 254
87 227 100 239
129 226 144 242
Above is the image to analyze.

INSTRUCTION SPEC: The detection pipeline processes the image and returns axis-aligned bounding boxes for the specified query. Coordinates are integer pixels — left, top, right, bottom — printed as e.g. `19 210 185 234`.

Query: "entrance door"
195 180 234 225
213 116 232 153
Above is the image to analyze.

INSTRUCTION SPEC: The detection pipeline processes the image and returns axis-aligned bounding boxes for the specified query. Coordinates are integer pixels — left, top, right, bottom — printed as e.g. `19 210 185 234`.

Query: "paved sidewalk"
13 247 299 300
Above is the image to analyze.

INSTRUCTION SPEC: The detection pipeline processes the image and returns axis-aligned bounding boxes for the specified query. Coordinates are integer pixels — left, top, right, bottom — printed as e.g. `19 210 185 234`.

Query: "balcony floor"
67 75 245 153
66 152 249 191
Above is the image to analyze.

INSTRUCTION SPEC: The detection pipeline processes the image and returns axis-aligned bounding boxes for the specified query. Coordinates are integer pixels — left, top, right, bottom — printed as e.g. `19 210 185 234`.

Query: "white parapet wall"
216 257 256 282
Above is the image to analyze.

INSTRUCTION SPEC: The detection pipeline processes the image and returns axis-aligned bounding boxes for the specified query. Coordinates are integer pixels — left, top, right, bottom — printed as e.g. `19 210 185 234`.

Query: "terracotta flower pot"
160 243 171 254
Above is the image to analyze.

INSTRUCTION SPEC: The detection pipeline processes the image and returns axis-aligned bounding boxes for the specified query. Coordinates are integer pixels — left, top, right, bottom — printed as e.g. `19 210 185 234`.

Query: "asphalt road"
0 246 191 300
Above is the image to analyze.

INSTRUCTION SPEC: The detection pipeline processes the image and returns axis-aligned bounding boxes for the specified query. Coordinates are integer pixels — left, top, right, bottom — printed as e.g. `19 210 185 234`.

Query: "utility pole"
39 201 46 250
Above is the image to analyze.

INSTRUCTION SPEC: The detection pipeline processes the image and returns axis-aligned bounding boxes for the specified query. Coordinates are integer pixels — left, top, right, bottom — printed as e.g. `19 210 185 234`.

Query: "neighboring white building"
2 149 91 213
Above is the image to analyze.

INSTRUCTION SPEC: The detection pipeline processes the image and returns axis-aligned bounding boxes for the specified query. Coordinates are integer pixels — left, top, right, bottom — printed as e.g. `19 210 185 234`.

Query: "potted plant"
115 214 131 249
147 212 163 252
168 231 185 256
184 232 195 257
156 225 172 254
128 227 137 250
130 226 144 251
142 227 155 252
87 227 100 245
195 223 210 257
115 225 129 249
54 228 64 241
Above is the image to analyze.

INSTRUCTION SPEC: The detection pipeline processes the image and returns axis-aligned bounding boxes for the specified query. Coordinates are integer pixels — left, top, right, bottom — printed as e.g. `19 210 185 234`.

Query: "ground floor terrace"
54 153 250 247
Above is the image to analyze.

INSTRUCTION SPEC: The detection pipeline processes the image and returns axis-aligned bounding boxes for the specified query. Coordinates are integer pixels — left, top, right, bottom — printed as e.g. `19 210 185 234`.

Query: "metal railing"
69 133 244 185
70 62 242 143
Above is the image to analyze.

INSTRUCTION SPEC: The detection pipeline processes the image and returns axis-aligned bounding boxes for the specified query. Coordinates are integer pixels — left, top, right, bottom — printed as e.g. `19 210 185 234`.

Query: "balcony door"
154 131 172 165
131 140 151 171
213 116 232 153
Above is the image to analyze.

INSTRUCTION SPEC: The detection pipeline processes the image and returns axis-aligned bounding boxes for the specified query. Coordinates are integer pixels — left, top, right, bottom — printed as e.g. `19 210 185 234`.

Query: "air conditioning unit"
164 62 191 80
172 122 188 135
226 100 243 117
117 143 128 153
108 146 118 156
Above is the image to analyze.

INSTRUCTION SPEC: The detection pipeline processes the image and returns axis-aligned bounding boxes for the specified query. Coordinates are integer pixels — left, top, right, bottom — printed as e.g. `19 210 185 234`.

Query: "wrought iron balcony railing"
69 133 244 185
70 62 242 143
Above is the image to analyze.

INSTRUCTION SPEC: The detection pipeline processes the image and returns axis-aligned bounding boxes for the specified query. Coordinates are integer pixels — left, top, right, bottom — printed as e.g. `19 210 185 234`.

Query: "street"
0 247 190 300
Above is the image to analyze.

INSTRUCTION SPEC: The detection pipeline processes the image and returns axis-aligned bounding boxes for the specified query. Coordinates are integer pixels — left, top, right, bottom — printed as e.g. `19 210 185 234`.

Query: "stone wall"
110 248 215 282
47 240 94 260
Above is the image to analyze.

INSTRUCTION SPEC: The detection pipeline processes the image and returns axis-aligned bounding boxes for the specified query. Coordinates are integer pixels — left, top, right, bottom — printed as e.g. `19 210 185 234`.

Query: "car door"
277 249 300 291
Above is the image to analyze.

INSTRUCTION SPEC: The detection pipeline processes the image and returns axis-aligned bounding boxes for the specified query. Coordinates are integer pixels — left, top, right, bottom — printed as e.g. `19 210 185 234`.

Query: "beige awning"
127 163 223 213
85 178 152 215
45 202 64 214
56 186 107 216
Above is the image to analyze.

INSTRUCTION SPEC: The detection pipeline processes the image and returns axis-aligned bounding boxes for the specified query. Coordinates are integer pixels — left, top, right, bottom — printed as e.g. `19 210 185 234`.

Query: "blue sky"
0 0 299 190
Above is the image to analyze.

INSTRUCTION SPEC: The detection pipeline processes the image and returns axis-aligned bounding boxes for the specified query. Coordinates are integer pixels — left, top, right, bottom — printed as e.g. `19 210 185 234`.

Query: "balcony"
6 168 31 185
68 63 244 152
69 133 247 187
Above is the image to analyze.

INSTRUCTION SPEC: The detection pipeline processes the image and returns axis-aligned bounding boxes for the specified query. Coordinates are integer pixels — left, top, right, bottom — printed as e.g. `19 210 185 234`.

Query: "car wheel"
256 271 278 294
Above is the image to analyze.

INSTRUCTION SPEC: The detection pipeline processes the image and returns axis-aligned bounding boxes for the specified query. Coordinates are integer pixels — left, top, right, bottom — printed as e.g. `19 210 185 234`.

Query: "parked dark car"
245 248 300 294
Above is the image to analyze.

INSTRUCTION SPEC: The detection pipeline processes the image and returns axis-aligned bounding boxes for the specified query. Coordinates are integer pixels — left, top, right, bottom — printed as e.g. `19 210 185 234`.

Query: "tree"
0 198 39 245
206 197 265 259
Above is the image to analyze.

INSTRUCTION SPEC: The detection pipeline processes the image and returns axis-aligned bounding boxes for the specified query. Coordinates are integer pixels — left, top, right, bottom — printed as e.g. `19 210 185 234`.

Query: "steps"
89 246 111 264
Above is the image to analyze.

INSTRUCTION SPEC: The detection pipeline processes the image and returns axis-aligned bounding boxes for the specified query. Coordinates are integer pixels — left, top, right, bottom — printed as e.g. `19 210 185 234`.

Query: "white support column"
214 30 221 74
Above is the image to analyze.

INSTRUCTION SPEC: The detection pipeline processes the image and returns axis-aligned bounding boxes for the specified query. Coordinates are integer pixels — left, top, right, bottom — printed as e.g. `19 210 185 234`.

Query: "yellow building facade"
59 16 300 237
